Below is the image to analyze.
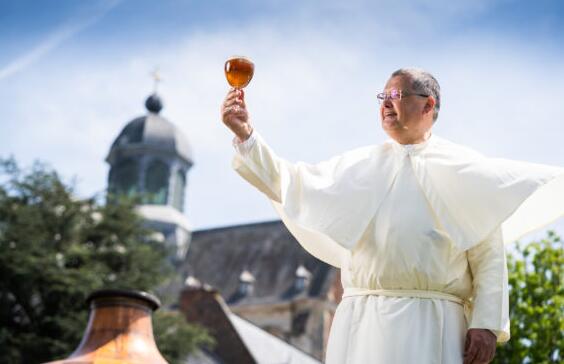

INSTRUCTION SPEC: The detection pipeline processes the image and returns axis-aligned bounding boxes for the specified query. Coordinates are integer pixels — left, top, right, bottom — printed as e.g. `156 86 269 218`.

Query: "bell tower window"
144 159 169 205
110 158 139 197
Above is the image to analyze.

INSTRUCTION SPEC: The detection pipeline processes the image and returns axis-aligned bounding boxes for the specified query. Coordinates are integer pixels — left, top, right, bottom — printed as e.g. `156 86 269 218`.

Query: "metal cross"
150 68 162 92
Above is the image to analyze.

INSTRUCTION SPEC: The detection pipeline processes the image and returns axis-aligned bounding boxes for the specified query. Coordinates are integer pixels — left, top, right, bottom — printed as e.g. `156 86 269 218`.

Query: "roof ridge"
193 219 283 234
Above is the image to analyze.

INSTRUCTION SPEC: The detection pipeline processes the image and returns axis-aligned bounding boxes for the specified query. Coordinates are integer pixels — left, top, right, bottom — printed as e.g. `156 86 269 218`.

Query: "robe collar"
388 133 435 157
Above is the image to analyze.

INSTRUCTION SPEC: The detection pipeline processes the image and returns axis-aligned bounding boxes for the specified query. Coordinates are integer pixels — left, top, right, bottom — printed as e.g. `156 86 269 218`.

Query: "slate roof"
183 220 336 306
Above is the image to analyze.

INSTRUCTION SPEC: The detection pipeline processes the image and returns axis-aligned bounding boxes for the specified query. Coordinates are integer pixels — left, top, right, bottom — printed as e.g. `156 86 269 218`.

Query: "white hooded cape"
233 133 564 268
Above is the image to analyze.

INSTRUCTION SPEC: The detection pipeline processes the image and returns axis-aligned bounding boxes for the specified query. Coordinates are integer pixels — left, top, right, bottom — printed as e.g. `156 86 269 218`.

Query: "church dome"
106 94 192 165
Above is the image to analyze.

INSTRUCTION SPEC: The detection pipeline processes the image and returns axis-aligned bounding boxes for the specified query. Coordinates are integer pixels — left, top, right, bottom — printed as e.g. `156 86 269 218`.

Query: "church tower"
105 92 193 260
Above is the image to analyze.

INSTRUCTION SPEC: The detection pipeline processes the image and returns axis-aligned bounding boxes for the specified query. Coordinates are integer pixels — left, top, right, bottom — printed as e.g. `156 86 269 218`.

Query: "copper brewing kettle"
44 289 168 364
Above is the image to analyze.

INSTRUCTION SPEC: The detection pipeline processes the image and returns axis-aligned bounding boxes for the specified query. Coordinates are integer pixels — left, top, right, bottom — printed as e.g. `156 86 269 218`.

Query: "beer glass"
224 56 254 89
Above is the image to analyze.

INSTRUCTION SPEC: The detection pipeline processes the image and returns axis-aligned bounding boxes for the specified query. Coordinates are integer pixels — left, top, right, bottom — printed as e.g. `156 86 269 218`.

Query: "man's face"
379 75 432 142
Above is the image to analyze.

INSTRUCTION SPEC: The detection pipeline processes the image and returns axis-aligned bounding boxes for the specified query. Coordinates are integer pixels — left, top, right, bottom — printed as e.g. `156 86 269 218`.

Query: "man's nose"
383 98 393 108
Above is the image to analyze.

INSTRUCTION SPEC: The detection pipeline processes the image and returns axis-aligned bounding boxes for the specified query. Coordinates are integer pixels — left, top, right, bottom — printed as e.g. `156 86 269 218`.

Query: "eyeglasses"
377 89 429 104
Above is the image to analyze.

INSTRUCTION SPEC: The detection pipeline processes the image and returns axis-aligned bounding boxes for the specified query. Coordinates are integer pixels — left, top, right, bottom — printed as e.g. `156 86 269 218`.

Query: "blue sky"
1 0 563 240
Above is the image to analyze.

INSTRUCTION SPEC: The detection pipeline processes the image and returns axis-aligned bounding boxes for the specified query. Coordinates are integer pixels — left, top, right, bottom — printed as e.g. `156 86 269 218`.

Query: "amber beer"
224 56 254 89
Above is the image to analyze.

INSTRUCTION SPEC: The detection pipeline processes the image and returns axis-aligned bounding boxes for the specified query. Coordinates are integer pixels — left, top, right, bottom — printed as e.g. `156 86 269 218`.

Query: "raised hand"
221 88 253 142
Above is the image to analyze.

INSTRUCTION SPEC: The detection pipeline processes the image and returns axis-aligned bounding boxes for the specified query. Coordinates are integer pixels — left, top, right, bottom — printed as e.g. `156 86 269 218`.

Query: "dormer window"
238 270 255 296
294 265 311 292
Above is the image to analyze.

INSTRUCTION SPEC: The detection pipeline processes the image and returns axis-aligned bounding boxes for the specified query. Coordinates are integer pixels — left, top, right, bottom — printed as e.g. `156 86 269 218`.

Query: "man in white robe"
221 68 564 363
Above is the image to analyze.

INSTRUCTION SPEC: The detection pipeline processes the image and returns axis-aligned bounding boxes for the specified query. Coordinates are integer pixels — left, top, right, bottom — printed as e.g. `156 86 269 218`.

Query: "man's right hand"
221 88 253 142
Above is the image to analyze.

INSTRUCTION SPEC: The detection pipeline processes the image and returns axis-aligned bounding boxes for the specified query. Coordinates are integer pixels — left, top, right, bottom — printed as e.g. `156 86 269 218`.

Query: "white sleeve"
232 131 257 155
467 228 510 342
231 130 285 202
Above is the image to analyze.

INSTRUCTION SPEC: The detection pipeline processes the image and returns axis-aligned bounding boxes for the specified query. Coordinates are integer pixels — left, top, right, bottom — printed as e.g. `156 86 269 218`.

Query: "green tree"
0 158 211 363
154 310 214 364
494 231 563 363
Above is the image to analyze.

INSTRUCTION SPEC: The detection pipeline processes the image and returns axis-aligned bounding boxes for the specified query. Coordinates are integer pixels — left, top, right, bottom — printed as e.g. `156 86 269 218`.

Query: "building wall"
229 272 343 361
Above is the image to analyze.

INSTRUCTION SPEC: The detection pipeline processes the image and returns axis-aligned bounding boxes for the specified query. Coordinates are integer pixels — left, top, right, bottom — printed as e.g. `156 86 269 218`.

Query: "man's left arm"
465 228 510 363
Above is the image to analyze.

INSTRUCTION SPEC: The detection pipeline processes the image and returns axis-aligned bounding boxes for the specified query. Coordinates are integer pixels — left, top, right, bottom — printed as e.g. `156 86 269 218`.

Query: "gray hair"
391 68 441 122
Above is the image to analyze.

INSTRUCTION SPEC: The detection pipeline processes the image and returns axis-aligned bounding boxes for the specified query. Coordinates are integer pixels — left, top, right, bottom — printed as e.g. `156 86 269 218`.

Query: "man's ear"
423 96 436 115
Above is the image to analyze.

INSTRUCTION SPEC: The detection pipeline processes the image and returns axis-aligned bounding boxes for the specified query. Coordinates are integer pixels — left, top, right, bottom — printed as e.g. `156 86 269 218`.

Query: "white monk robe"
232 131 564 363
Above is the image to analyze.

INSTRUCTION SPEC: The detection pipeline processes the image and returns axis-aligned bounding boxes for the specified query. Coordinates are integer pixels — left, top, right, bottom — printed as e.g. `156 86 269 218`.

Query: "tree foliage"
495 231 563 363
0 158 211 363
154 310 214 364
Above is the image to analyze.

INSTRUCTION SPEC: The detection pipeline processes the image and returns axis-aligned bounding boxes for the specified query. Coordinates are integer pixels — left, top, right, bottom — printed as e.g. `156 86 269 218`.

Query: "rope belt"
342 288 469 307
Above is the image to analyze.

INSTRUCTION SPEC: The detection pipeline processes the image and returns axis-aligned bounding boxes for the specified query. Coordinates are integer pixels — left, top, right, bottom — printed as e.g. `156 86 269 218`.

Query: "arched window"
109 158 139 197
144 160 169 205
172 169 186 211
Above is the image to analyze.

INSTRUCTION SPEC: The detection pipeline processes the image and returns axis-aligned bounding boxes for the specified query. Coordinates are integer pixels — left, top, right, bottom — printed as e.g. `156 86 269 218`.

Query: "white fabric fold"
233 131 564 267
418 137 564 250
